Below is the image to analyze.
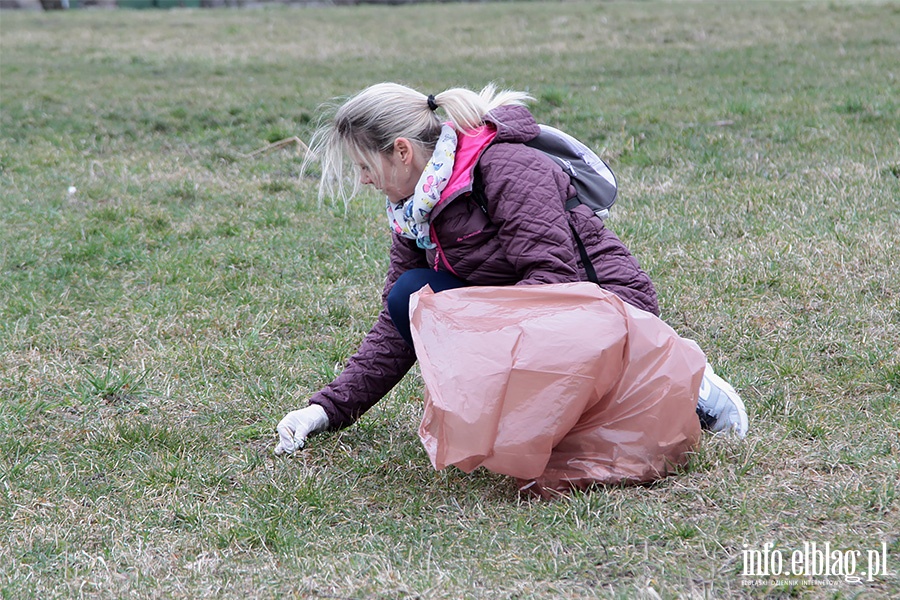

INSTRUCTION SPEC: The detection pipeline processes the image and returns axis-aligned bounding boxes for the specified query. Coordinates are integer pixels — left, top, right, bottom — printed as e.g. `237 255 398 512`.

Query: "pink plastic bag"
409 282 704 497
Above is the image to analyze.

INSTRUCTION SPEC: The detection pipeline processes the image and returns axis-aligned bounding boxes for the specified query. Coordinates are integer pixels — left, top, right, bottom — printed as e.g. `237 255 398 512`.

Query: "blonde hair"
306 82 533 206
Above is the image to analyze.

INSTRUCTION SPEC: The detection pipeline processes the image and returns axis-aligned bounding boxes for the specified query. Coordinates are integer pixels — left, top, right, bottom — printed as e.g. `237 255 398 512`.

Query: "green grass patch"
1 1 898 598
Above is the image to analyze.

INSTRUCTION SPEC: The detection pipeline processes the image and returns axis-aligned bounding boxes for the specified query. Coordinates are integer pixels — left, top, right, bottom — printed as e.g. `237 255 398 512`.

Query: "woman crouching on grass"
274 82 748 456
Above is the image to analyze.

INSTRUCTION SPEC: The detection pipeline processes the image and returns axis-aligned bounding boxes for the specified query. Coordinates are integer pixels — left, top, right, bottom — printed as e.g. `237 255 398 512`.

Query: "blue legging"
387 268 468 348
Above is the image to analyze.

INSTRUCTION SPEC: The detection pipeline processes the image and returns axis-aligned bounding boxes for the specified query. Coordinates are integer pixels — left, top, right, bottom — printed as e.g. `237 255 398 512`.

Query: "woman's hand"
274 404 330 455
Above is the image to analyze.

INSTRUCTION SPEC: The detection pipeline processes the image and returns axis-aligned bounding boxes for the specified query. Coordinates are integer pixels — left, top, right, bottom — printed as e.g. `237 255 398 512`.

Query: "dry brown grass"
2 1 899 598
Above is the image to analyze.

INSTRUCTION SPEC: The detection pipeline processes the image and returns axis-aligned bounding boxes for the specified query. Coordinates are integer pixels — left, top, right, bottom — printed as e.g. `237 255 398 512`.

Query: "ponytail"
432 83 533 133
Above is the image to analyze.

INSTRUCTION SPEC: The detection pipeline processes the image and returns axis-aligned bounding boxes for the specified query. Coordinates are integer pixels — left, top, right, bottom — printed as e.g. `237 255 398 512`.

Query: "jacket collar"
440 125 497 203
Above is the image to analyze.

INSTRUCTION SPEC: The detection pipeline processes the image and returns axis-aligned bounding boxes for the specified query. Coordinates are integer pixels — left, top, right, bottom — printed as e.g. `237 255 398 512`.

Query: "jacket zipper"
430 222 460 276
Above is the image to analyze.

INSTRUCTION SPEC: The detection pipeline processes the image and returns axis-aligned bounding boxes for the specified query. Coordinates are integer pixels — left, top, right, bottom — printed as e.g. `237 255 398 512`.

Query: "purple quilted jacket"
310 105 658 429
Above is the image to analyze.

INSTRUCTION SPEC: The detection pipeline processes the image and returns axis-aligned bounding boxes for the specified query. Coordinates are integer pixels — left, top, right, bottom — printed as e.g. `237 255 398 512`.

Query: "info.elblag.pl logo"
741 541 892 585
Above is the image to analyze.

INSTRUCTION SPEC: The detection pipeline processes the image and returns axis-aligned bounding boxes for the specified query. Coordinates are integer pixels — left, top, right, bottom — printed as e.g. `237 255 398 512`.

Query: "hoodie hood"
484 104 542 144
437 104 541 208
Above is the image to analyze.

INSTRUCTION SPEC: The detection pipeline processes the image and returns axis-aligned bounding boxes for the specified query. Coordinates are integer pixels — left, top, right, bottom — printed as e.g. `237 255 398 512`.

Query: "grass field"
1 1 899 598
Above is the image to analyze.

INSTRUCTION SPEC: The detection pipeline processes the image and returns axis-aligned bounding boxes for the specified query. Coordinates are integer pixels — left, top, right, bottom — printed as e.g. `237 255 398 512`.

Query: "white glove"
274 404 330 455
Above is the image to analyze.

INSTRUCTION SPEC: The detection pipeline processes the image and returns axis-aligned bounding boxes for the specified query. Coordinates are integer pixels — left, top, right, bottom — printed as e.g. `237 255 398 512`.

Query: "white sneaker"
696 363 749 437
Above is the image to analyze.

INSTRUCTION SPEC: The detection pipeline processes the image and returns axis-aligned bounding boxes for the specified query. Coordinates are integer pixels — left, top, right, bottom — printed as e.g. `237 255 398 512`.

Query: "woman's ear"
394 138 414 165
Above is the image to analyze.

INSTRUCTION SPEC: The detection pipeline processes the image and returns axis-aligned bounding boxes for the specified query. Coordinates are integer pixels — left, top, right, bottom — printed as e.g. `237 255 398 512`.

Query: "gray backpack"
524 124 618 220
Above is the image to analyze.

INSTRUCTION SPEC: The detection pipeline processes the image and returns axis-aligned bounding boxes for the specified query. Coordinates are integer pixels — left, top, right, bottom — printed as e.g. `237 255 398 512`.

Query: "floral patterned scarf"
386 124 457 250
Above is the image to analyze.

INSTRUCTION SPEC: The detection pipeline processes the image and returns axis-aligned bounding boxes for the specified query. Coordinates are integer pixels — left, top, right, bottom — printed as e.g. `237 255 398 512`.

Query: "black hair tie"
427 94 439 112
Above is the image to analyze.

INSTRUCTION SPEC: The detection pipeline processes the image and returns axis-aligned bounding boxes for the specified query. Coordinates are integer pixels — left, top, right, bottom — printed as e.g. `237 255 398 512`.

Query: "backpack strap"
569 223 599 285
471 165 489 215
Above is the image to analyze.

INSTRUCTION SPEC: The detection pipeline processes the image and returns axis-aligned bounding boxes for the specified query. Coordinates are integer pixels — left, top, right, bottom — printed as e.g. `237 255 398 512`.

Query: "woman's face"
356 138 423 204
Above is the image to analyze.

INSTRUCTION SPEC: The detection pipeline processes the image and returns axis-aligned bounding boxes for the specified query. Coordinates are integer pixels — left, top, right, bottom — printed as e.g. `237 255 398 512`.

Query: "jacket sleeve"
478 144 581 285
308 234 427 429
